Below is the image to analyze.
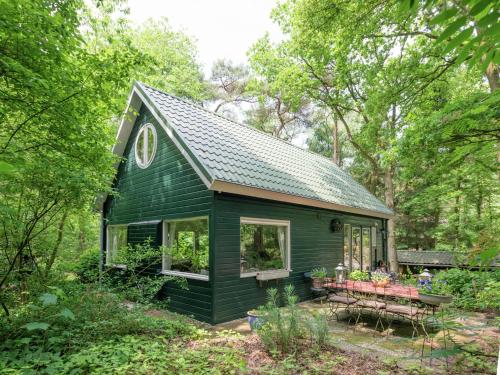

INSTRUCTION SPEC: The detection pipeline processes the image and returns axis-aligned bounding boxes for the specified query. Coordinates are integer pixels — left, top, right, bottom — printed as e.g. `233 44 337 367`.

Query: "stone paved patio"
211 300 499 372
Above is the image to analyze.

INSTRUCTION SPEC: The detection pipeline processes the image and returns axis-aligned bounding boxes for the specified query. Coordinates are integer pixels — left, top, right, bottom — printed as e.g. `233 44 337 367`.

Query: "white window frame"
134 123 157 169
239 217 291 278
105 224 128 269
161 216 209 281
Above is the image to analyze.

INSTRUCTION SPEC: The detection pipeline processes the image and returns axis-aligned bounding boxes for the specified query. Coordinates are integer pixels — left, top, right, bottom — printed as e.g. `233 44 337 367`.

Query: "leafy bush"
74 246 100 283
108 241 188 306
0 283 204 374
305 311 329 348
348 270 369 281
421 271 452 296
257 285 304 355
311 267 327 279
435 268 500 311
476 280 500 310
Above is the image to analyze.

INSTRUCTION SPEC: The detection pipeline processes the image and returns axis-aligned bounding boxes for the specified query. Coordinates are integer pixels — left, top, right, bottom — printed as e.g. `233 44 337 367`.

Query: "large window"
106 225 128 266
240 218 290 276
162 217 209 280
135 123 157 169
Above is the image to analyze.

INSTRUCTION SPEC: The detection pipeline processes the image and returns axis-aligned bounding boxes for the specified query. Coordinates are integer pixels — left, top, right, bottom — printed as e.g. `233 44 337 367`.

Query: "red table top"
324 280 420 300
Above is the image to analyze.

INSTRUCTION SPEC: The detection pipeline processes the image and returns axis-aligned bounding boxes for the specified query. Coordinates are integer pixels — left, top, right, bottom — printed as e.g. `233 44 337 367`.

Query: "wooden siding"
127 223 161 247
103 105 214 323
212 193 384 324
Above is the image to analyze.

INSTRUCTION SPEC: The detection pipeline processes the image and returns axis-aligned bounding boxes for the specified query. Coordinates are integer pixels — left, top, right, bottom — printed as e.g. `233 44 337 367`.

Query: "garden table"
323 280 420 300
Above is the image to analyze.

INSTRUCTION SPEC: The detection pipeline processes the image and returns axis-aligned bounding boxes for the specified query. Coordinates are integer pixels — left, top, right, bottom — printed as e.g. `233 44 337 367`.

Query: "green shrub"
436 268 500 310
305 311 329 348
0 283 205 374
108 241 188 306
476 280 500 310
311 267 327 278
74 246 100 283
348 270 369 281
257 285 304 355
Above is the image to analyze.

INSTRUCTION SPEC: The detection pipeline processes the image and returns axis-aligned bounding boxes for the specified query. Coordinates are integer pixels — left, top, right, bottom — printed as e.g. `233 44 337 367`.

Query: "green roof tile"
139 83 393 216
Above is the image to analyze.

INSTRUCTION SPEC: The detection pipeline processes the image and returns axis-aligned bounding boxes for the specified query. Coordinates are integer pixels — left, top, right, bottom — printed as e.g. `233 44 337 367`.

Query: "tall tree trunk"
485 62 499 93
332 115 339 165
384 167 398 272
44 211 68 277
485 62 500 180
454 178 462 250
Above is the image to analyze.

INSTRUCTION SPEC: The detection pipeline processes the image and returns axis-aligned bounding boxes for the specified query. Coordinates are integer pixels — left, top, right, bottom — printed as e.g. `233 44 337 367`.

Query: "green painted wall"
212 193 384 324
103 104 387 325
104 105 214 323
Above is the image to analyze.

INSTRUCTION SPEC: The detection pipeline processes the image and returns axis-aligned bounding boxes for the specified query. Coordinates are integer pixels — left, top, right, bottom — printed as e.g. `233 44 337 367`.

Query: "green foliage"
348 270 370 281
398 87 500 251
73 247 101 283
421 307 497 373
0 282 208 374
109 241 188 306
402 0 500 73
311 267 327 278
399 271 418 287
433 268 500 310
257 285 304 355
476 280 500 310
421 272 453 296
304 311 329 348
0 0 209 318
52 335 247 374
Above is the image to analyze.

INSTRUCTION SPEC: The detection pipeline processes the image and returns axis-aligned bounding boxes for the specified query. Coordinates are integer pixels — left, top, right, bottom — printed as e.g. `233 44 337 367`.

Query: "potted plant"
371 271 390 287
419 273 453 306
348 270 369 281
311 267 327 288
247 309 266 330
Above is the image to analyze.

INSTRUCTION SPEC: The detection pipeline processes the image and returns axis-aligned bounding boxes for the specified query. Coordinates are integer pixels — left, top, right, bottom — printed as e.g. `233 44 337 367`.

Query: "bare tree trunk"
332 115 339 165
384 167 398 272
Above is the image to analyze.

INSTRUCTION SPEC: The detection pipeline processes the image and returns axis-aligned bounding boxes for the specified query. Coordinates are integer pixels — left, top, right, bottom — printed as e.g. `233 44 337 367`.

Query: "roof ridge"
138 82 345 169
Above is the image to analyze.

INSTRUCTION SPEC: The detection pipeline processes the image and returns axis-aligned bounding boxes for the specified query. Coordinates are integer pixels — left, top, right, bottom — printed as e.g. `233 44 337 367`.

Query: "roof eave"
210 180 394 219
95 82 215 211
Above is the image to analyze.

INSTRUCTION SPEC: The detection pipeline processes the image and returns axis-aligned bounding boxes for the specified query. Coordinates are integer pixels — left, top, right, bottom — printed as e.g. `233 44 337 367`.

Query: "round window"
135 123 157 169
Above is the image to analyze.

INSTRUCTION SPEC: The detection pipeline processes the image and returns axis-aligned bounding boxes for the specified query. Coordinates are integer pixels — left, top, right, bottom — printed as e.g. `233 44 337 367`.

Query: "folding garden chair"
383 286 424 338
327 280 357 324
353 281 386 332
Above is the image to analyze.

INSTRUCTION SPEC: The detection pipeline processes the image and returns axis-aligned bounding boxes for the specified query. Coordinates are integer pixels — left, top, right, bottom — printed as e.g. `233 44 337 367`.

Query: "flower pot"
419 293 453 306
247 310 266 330
312 277 325 288
372 279 389 287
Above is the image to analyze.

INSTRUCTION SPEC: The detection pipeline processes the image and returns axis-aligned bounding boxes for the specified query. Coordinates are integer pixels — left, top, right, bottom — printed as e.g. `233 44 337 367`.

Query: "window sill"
241 269 291 281
161 270 209 281
105 264 127 270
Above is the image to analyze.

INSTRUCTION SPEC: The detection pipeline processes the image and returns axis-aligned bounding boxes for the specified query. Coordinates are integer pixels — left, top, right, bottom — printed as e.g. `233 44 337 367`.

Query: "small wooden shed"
99 82 393 324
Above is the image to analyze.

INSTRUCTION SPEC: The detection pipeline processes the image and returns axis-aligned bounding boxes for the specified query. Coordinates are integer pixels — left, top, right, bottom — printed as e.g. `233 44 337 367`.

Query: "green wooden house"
100 82 393 324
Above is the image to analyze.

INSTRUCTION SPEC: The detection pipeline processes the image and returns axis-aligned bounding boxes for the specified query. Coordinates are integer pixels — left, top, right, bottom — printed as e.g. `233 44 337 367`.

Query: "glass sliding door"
362 227 371 271
351 227 361 271
371 227 377 267
343 224 351 269
343 224 376 271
